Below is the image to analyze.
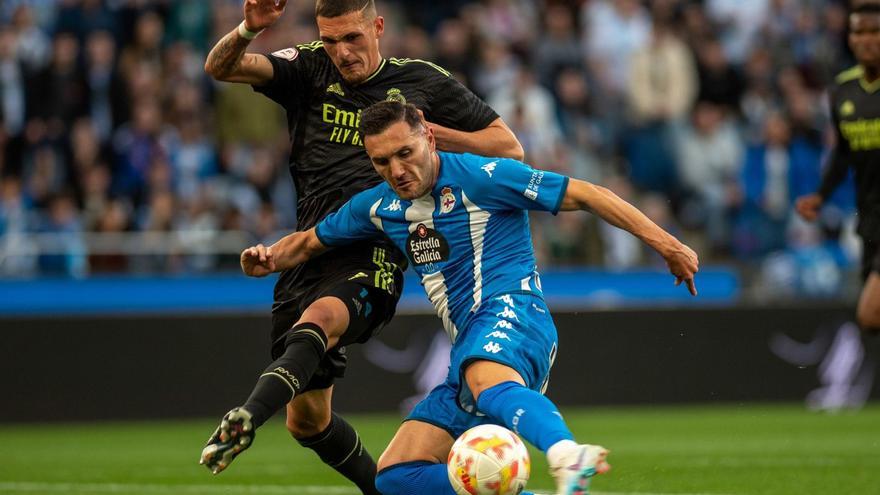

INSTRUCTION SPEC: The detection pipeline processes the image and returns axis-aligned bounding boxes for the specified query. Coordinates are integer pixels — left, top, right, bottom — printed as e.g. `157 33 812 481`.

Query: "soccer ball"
447 424 530 495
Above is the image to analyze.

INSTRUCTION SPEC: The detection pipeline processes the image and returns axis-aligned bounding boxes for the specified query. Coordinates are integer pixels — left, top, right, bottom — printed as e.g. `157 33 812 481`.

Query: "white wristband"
238 21 263 40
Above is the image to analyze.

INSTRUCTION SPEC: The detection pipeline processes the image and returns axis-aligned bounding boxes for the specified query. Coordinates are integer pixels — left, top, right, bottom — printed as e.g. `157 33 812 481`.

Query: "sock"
374 462 535 495
243 323 328 427
476 381 574 453
298 413 381 495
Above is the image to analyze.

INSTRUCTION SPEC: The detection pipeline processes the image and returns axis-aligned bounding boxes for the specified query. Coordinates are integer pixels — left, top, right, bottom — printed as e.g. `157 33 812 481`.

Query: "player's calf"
199 407 255 474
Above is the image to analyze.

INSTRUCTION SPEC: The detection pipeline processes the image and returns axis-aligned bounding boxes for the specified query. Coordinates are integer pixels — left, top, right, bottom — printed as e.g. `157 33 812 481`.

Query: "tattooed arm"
204 0 287 84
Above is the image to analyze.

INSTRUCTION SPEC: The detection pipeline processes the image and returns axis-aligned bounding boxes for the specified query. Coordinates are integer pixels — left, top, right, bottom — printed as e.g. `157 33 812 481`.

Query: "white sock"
547 439 578 467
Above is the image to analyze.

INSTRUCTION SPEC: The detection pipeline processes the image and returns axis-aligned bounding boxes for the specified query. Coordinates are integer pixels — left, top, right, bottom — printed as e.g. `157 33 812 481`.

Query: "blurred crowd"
0 0 864 295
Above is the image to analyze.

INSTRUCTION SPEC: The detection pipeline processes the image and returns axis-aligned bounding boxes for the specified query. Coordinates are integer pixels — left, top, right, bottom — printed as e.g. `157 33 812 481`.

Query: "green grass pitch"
1 404 878 495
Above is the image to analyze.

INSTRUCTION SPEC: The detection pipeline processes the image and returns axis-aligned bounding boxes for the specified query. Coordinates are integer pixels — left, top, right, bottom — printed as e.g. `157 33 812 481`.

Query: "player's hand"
240 244 276 277
243 0 287 32
664 243 699 296
795 193 823 222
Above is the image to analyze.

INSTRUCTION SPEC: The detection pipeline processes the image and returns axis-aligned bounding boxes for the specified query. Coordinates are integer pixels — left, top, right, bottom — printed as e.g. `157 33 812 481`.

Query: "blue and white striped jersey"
315 151 569 341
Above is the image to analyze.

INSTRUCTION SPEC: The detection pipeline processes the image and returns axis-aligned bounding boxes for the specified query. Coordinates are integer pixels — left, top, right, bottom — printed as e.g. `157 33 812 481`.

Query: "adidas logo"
326 83 345 97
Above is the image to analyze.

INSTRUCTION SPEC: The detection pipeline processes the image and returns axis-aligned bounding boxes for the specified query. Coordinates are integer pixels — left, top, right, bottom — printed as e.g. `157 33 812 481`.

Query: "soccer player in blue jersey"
239 101 699 495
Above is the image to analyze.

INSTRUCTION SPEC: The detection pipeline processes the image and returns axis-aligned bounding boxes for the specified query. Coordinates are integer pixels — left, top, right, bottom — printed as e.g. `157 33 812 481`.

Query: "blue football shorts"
406 292 559 439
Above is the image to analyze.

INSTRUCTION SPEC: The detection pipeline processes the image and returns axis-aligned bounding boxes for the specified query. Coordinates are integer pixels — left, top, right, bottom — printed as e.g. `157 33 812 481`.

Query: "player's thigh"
298 296 350 348
377 420 455 471
285 386 334 438
463 360 525 403
857 272 880 329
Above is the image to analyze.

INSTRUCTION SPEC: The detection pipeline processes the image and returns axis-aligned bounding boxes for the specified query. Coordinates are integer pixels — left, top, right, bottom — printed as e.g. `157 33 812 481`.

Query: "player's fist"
241 244 276 277
243 0 287 32
795 193 823 221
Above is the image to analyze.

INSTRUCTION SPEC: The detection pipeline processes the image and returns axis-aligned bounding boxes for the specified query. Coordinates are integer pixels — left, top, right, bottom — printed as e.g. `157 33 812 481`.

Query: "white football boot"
549 443 610 495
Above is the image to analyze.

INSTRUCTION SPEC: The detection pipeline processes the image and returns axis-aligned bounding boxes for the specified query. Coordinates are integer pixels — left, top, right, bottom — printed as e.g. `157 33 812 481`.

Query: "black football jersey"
819 65 880 241
253 42 500 313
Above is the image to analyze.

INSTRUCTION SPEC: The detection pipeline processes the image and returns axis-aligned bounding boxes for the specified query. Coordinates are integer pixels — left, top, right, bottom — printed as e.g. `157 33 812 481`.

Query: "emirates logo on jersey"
407 223 450 266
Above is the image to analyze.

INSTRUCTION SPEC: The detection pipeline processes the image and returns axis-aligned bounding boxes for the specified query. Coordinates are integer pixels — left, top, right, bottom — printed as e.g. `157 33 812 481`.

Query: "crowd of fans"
0 0 864 296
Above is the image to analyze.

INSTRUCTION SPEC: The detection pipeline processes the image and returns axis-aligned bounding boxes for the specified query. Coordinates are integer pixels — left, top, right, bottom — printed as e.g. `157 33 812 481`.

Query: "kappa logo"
483 341 503 354
496 307 519 321
326 82 345 97
440 186 456 214
481 162 497 178
493 320 514 330
496 294 515 308
271 47 299 61
384 199 402 212
485 330 512 341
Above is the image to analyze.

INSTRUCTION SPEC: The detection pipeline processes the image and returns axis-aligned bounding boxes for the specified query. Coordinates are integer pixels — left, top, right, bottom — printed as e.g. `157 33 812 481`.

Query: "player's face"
850 13 880 68
365 121 437 200
317 11 384 85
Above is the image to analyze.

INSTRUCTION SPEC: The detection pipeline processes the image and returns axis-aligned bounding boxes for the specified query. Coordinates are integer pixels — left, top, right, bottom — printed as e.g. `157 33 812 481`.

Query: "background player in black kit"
198 0 523 492
796 0 880 334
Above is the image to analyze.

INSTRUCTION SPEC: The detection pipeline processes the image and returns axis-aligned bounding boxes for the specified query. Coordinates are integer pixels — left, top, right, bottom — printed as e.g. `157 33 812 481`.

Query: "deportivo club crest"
386 88 406 104
440 187 456 214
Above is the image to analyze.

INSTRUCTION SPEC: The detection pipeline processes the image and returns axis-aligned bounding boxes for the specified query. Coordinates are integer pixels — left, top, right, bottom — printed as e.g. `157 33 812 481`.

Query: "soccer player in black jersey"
198 0 523 492
796 1 880 334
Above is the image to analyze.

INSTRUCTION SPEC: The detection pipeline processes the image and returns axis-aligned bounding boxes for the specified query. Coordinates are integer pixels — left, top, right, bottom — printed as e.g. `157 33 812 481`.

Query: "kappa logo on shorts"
496 294 515 308
271 47 299 61
496 307 519 321
485 331 512 341
483 341 503 354
493 320 513 330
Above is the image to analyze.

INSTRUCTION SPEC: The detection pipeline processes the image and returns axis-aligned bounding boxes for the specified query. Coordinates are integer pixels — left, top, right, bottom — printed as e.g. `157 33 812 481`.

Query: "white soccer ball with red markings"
447 424 530 495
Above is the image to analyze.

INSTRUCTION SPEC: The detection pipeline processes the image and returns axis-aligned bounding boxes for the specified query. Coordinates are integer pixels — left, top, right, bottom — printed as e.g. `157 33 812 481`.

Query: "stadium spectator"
0 0 867 300
624 19 697 193
736 112 823 257
676 101 744 253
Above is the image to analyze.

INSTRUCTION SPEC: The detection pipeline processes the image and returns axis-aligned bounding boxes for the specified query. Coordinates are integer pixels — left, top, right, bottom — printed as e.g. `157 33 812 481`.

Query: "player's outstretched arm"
427 117 524 161
204 0 287 84
240 228 327 277
560 179 699 295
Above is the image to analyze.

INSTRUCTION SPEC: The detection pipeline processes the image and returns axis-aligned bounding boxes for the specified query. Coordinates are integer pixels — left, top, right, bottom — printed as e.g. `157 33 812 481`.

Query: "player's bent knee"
374 462 434 495
285 413 330 439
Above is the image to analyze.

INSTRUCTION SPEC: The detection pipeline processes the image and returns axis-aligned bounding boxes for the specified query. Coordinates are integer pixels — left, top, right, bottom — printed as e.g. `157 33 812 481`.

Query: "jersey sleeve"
251 45 318 107
315 189 384 247
473 158 570 214
818 91 852 200
421 67 499 131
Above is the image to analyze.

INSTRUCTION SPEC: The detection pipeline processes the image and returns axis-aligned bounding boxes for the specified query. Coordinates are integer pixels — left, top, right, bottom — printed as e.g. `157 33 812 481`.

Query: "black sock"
298 413 381 495
243 323 328 427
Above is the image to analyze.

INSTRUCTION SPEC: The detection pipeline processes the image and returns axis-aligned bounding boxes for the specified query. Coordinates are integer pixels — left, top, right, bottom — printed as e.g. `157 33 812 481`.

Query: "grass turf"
1 404 878 494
